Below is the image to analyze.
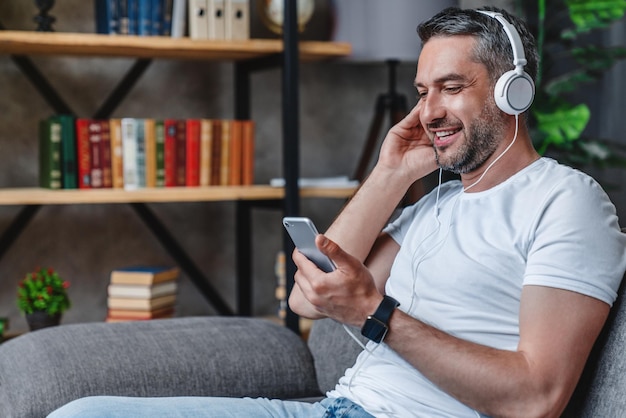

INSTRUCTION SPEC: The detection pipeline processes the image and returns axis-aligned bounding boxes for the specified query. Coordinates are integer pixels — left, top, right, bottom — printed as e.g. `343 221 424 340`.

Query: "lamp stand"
353 59 424 203
34 0 56 32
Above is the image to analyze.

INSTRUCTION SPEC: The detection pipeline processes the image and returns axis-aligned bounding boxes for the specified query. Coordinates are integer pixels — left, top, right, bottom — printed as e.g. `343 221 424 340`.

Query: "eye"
443 85 463 94
416 91 427 101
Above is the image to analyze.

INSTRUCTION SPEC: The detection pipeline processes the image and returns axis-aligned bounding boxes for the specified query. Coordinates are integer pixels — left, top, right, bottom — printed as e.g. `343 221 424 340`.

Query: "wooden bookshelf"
0 31 351 61
0 186 357 205
0 26 353 322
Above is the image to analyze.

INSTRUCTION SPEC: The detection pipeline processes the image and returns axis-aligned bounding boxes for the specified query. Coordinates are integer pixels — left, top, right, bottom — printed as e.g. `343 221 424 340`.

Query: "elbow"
486 385 573 418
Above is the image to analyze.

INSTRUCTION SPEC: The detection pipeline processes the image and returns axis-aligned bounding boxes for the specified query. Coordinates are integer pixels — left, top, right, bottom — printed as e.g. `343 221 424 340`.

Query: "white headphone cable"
464 114 519 192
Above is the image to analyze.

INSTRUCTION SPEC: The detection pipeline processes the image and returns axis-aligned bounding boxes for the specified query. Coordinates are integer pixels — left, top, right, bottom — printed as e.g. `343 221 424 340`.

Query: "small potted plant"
16 267 70 331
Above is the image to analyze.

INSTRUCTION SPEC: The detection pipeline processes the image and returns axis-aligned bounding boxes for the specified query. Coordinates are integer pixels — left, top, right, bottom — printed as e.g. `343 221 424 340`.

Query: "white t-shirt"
329 158 626 417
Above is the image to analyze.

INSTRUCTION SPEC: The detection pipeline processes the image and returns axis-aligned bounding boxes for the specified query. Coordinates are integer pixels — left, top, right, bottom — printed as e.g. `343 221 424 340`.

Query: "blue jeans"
47 396 375 418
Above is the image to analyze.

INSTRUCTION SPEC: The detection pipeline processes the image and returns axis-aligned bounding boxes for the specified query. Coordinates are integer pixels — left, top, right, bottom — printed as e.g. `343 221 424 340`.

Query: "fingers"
396 102 422 131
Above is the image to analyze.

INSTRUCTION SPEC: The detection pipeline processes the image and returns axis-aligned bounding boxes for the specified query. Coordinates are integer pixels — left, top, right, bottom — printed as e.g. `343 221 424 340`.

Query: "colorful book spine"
109 118 125 189
88 120 104 188
39 118 63 189
137 0 152 36
229 119 243 186
242 119 255 185
155 120 166 187
121 118 140 190
136 119 147 188
185 119 201 187
175 119 187 186
54 115 78 189
95 0 118 34
144 119 156 188
164 119 178 187
75 118 92 189
219 119 231 186
100 120 113 188
210 119 222 185
199 119 213 187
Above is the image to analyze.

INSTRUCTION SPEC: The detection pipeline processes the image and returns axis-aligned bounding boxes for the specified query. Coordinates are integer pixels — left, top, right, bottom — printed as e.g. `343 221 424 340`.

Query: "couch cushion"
0 317 320 418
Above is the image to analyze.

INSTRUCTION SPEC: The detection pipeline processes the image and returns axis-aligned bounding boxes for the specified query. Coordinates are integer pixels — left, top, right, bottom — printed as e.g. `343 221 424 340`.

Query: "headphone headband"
476 9 535 115
477 10 527 71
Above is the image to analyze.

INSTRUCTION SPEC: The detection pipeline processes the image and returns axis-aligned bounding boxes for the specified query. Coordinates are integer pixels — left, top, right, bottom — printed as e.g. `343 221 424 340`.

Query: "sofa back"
563 271 626 416
308 320 365 393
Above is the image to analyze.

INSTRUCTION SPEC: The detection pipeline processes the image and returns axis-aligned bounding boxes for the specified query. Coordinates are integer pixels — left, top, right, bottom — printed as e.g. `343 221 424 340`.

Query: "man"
50 6 626 418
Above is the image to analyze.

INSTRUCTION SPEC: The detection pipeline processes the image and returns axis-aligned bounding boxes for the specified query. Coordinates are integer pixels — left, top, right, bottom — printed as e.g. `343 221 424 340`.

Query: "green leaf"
533 104 591 153
544 70 597 96
565 0 626 32
572 45 626 70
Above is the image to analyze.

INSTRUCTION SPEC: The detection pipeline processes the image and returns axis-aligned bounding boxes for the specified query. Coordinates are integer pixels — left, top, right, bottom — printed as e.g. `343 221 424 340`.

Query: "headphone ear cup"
494 70 535 115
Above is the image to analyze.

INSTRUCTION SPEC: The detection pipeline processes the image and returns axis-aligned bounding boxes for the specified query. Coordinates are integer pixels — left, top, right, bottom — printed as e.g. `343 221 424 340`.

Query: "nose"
420 92 446 125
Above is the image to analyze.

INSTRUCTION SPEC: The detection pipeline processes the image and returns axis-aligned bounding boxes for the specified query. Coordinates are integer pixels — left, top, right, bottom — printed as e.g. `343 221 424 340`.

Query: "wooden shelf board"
0 186 357 205
0 31 351 61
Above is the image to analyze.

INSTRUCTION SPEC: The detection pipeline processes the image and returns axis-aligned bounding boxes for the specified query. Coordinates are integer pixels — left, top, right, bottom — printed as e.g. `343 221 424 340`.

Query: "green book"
39 118 63 189
53 115 77 189
155 120 166 187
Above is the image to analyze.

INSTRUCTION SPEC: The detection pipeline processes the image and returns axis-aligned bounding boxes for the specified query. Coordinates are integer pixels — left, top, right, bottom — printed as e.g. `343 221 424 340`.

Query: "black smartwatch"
361 295 400 343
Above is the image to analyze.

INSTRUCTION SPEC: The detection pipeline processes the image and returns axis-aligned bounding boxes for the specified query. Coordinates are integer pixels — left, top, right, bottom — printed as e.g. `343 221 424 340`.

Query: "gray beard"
435 102 506 174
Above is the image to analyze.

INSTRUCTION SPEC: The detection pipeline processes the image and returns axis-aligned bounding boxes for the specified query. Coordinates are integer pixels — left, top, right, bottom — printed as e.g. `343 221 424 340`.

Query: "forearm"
384 285 610 417
325 166 412 262
288 283 326 319
385 310 562 417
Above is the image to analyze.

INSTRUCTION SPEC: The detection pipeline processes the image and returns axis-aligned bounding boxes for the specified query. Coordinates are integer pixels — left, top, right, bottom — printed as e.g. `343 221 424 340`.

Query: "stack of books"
106 266 180 322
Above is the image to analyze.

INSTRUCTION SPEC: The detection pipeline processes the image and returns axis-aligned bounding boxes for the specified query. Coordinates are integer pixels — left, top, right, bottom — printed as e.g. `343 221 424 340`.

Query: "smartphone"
282 217 336 273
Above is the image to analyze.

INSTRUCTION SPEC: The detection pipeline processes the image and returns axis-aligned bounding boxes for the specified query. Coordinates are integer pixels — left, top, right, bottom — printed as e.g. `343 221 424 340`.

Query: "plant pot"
25 311 61 331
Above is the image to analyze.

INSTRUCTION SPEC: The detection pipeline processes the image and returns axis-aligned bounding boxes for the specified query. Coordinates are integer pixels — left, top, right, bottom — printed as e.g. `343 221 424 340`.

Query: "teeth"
436 130 456 138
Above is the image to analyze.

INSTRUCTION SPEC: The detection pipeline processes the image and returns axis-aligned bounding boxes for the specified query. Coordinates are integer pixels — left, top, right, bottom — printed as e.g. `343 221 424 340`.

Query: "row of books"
39 116 255 190
96 0 176 36
95 0 250 40
106 266 180 322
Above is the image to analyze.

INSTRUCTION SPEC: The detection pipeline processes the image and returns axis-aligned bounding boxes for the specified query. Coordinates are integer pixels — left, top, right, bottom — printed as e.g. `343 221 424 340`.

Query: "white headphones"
477 10 535 115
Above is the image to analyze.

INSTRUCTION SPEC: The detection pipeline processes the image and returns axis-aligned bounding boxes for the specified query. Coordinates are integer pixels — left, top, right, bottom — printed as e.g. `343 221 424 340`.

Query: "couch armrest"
0 317 321 418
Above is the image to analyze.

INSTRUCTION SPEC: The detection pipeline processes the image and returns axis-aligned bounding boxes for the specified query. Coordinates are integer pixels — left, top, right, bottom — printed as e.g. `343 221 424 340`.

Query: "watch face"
361 316 386 343
258 0 315 34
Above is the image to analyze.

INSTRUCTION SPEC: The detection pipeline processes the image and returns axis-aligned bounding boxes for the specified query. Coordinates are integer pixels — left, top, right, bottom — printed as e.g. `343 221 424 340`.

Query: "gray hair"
417 6 538 87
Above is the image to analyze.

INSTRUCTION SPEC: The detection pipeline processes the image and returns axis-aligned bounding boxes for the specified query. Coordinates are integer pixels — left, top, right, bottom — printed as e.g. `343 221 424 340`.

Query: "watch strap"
373 295 400 325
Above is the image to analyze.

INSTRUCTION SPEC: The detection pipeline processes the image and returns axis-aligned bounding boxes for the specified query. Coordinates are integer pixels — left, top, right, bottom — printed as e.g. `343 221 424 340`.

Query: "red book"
164 119 178 187
75 118 92 189
175 120 186 186
185 119 201 187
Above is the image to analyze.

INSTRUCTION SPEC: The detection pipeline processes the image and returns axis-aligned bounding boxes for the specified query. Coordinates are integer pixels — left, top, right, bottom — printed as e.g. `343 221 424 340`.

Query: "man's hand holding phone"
284 217 383 327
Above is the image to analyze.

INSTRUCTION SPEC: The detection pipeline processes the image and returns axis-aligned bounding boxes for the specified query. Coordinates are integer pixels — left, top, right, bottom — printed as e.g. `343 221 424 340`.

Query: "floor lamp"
332 0 458 202
352 59 407 182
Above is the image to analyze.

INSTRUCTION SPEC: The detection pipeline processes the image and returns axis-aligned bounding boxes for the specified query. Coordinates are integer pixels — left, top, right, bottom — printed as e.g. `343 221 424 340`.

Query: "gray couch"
0 279 625 417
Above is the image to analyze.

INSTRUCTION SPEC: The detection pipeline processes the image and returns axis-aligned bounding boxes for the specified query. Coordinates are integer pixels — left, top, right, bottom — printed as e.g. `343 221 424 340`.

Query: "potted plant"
16 267 70 331
522 0 626 170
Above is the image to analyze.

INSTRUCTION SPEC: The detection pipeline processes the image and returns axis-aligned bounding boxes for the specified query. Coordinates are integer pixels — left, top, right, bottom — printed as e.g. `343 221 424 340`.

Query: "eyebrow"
414 73 469 89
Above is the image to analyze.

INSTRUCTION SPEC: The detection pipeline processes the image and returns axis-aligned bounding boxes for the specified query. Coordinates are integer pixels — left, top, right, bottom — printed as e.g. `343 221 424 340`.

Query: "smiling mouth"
432 127 462 147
